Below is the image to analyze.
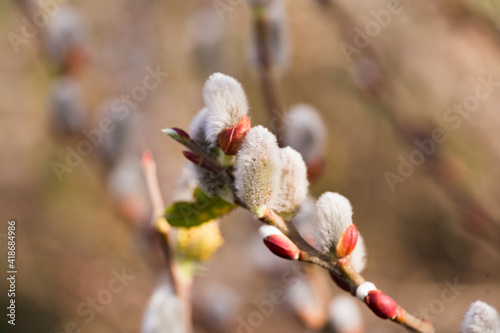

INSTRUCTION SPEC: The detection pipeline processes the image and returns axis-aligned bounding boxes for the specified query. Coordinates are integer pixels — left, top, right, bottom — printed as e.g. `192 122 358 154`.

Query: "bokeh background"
1 0 500 332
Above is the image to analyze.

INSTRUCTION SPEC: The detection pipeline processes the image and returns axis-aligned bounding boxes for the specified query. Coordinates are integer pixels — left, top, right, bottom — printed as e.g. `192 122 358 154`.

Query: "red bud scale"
263 234 300 260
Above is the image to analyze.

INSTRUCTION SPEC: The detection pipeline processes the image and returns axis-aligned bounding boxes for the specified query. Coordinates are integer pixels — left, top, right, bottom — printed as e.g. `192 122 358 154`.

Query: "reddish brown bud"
336 224 358 258
218 115 251 155
263 234 300 260
182 151 202 165
172 127 190 139
163 128 191 143
365 290 399 319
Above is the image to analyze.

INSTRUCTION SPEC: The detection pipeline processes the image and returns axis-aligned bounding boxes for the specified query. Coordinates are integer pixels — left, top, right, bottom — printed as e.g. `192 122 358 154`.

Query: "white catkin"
270 147 309 219
259 225 283 238
203 73 249 147
188 108 226 196
350 233 367 273
356 282 377 301
44 6 85 66
234 126 280 210
328 295 364 333
461 301 500 333
141 281 185 333
283 104 326 163
316 192 353 253
50 76 87 134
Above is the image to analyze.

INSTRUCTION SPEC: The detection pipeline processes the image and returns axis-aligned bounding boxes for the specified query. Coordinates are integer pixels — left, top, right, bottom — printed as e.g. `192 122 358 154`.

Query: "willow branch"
141 151 193 333
166 131 436 333
251 3 285 144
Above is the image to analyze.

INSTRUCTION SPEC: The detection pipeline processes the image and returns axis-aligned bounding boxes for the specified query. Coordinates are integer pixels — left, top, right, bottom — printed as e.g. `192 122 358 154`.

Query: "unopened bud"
263 233 300 260
163 128 190 143
336 224 358 258
182 151 202 165
365 290 399 320
260 225 299 260
219 115 251 155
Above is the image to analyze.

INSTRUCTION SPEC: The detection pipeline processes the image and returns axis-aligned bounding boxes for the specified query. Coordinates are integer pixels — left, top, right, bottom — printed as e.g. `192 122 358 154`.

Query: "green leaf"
165 188 236 227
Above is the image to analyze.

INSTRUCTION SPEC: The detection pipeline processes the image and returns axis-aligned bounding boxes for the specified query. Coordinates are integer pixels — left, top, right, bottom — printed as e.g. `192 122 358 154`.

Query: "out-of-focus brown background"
1 0 500 332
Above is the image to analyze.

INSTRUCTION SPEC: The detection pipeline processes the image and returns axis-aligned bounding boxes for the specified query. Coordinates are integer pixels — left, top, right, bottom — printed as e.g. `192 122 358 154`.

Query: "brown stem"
252 3 285 145
141 152 193 333
396 309 435 333
167 131 436 333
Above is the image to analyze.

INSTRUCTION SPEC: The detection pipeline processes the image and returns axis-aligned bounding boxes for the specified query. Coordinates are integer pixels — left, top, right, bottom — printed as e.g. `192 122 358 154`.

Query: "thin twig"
252 3 285 145
141 151 193 333
166 131 436 333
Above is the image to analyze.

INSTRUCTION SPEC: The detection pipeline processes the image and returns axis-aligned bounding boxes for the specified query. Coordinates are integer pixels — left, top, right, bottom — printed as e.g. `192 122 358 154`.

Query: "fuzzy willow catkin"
283 104 326 163
234 125 280 212
316 192 353 254
202 73 249 148
270 147 309 219
188 108 226 196
189 107 211 150
461 301 500 333
45 6 86 67
141 282 185 333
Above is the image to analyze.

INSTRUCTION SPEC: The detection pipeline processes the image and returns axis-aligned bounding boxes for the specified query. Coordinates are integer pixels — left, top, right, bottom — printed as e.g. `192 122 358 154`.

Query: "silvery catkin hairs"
202 73 249 148
270 146 309 219
234 125 280 212
316 192 353 254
